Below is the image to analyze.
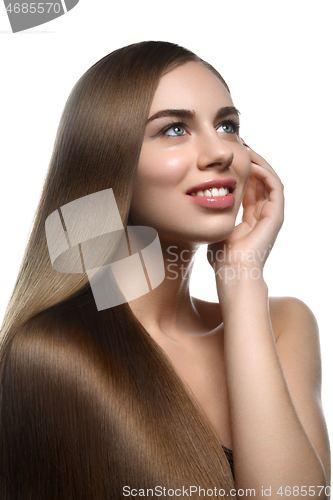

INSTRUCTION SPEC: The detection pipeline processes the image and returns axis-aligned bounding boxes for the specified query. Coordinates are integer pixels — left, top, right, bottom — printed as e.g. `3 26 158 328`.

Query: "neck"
128 239 209 339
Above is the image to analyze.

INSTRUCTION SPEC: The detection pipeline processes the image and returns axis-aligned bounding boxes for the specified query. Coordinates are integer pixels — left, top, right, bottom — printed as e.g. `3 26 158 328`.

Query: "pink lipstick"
186 178 236 209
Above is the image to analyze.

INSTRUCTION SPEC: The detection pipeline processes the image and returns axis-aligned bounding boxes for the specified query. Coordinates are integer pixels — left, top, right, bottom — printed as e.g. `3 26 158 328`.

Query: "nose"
196 130 234 171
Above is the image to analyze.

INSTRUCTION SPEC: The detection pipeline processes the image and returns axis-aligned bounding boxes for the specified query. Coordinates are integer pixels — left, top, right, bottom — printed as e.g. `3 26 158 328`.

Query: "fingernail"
241 138 250 148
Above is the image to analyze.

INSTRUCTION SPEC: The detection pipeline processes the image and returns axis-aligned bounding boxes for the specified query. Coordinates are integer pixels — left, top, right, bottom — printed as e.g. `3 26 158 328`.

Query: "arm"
270 297 330 484
209 146 330 498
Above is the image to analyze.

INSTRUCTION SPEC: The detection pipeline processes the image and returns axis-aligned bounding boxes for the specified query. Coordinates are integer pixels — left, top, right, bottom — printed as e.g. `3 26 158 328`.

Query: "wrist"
214 262 265 286
215 265 268 301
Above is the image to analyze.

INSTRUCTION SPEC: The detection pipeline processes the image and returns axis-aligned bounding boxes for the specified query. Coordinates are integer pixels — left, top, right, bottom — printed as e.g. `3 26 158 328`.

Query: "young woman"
0 41 330 499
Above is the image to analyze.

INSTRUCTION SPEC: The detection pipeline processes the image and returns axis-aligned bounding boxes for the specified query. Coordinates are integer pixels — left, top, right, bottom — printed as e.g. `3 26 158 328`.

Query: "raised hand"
208 144 284 283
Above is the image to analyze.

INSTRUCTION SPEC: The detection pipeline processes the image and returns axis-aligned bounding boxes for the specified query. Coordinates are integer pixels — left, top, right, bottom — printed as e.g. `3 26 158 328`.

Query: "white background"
1 1 332 457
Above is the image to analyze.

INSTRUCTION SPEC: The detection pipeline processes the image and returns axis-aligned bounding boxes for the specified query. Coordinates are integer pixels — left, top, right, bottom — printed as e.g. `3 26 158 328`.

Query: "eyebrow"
146 106 240 123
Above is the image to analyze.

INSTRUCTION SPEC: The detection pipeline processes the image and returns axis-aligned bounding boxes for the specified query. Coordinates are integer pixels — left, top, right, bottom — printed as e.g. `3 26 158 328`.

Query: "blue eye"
164 124 186 137
217 120 240 135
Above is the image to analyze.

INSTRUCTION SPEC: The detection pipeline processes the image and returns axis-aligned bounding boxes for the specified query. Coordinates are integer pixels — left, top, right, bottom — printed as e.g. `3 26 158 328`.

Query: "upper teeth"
191 187 230 197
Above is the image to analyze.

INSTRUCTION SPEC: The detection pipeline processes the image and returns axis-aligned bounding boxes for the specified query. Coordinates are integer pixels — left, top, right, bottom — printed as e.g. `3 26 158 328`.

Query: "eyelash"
158 121 188 137
218 119 240 135
159 119 240 137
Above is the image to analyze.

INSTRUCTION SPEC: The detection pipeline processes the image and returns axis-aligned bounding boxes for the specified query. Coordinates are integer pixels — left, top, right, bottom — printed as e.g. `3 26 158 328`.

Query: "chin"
198 232 235 246
192 219 237 245
159 224 236 248
128 210 238 247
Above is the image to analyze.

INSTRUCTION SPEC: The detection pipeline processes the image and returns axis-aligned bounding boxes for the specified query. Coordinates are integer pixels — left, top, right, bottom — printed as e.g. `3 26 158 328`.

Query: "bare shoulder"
193 295 319 341
192 294 321 353
268 295 322 393
269 296 323 413
269 297 330 482
269 296 319 343
268 296 322 387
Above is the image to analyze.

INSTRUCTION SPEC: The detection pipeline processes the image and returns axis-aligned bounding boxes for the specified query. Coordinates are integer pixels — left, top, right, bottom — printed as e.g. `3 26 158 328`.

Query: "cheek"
236 148 252 183
135 149 190 191
130 148 191 225
232 148 252 208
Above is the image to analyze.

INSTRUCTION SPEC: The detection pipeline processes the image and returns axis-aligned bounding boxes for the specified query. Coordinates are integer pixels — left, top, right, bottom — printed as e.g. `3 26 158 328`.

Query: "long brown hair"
0 41 234 498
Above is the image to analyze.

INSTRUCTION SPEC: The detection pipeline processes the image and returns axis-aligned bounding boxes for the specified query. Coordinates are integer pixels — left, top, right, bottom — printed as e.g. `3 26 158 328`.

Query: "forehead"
149 61 233 114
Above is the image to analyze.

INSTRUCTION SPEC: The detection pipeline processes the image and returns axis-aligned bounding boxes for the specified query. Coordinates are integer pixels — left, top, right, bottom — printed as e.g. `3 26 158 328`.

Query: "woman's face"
129 61 252 247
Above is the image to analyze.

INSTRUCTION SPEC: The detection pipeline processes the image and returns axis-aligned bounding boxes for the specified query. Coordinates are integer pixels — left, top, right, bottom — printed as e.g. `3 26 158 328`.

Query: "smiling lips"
187 178 236 209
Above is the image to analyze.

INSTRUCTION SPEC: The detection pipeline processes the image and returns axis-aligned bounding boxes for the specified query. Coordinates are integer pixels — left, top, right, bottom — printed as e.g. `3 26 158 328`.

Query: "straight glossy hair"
0 41 234 498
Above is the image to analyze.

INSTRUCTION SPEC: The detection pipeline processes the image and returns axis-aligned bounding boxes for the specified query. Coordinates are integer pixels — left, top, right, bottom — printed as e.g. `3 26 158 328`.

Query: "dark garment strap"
222 445 235 480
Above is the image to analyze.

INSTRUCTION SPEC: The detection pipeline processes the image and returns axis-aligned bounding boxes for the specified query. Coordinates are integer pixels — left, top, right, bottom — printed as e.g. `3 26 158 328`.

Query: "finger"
242 174 257 207
242 141 282 183
251 162 284 210
255 176 266 201
250 159 283 190
250 151 281 184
